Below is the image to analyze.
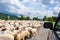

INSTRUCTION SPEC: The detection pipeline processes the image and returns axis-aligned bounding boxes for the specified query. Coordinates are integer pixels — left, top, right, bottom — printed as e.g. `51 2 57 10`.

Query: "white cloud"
53 5 60 13
41 0 51 5
50 0 55 4
33 0 37 2
22 0 30 3
0 0 29 14
0 0 60 18
0 0 10 3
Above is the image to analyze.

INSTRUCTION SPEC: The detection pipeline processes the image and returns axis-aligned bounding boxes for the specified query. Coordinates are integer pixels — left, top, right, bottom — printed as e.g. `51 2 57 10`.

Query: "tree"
33 17 40 20
25 16 31 20
53 17 57 21
43 16 55 22
47 16 55 22
43 16 47 21
20 15 26 20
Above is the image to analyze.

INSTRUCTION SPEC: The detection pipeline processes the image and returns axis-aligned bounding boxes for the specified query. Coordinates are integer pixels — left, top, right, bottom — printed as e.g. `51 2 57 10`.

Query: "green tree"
47 17 55 22
20 15 26 20
43 16 47 21
33 17 40 20
25 16 31 20
43 16 55 22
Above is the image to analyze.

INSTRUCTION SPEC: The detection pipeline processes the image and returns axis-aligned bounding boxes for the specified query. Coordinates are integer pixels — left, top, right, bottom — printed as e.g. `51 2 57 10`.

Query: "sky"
0 0 60 19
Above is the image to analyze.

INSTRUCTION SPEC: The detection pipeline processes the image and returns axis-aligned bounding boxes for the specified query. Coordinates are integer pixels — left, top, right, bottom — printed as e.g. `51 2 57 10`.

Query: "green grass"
52 22 55 27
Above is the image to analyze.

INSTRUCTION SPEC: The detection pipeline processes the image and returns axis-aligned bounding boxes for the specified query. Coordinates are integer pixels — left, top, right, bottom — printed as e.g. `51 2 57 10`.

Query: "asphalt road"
27 27 58 40
27 27 50 40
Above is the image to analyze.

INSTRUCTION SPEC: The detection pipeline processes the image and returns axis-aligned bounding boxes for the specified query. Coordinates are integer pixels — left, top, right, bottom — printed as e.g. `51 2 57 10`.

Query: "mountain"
0 13 20 20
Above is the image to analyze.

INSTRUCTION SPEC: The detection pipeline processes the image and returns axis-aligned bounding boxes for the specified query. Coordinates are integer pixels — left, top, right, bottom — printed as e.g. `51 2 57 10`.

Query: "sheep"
27 27 37 34
0 27 2 31
16 30 30 40
3 30 18 40
1 27 7 31
0 34 14 40
0 20 42 40
27 27 37 37
31 28 37 34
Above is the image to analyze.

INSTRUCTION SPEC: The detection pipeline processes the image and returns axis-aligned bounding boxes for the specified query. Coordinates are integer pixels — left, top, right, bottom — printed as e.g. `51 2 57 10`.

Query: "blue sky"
0 0 60 18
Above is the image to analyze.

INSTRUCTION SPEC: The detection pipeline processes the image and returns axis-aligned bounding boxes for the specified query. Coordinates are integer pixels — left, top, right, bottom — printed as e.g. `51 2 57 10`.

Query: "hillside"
0 13 20 20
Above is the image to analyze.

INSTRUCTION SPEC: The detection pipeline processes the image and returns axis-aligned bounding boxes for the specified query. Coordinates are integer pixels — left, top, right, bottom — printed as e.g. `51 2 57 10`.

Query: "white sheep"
27 27 37 34
27 27 37 37
31 28 37 34
0 34 14 40
17 30 30 40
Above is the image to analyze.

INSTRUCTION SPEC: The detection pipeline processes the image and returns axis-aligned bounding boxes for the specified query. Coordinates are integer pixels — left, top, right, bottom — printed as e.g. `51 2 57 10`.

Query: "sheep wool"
17 30 30 40
0 34 14 40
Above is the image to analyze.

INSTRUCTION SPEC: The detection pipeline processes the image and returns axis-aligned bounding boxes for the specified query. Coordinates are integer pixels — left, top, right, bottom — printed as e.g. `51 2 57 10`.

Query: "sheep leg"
25 36 27 40
29 34 32 38
20 37 25 40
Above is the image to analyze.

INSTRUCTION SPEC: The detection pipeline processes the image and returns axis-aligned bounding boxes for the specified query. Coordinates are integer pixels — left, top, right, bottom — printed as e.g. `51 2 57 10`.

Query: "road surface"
27 27 58 40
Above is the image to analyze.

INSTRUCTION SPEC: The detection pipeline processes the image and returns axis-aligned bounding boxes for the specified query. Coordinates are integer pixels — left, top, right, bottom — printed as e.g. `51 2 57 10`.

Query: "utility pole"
28 12 31 18
8 15 10 20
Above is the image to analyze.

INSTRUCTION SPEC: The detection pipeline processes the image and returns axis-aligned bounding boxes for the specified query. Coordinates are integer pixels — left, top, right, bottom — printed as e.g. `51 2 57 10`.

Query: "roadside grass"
52 21 55 27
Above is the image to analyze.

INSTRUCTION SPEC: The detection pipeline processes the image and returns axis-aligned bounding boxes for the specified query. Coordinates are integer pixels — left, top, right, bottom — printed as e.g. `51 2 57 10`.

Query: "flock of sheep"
0 20 44 40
